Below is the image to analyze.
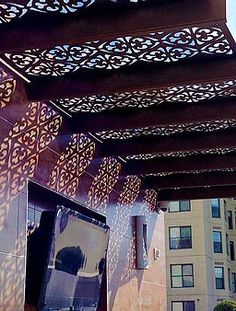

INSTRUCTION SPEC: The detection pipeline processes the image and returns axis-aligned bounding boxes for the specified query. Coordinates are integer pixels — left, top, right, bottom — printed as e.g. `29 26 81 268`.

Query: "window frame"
170 264 194 288
169 201 191 213
171 301 195 311
211 198 221 218
213 231 223 254
169 226 192 250
232 272 236 293
215 266 225 289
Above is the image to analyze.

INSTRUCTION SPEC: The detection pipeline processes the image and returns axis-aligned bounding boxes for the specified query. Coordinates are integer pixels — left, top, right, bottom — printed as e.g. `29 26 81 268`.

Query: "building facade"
165 198 236 311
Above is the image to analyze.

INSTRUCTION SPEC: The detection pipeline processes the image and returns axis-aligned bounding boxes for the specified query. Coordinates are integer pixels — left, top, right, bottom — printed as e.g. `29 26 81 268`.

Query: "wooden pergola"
1 0 236 201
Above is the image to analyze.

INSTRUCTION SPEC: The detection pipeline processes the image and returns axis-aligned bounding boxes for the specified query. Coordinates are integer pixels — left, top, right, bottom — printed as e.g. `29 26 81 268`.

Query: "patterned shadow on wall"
0 101 62 230
47 133 95 197
86 157 121 213
120 189 158 284
0 68 16 110
108 175 141 280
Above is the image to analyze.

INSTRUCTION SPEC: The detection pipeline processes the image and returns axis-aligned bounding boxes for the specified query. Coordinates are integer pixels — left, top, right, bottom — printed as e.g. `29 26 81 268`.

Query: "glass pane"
171 265 181 276
215 267 223 278
183 265 193 275
213 232 221 242
181 227 191 237
169 202 180 212
170 238 181 249
184 302 195 311
211 199 219 208
172 302 183 311
183 276 193 287
170 227 180 238
180 201 190 211
216 278 224 289
172 277 182 288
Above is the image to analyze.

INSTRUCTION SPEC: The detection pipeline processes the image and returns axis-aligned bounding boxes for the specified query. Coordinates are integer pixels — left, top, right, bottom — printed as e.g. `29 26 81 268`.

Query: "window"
215 267 224 289
169 226 192 249
228 211 233 229
213 231 222 253
169 201 191 213
230 241 235 261
172 301 195 311
211 199 221 218
226 233 229 256
171 264 194 288
228 268 231 291
232 273 236 293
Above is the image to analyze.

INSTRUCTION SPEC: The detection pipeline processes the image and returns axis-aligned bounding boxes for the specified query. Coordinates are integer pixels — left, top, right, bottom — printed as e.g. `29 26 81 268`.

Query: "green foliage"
214 300 236 311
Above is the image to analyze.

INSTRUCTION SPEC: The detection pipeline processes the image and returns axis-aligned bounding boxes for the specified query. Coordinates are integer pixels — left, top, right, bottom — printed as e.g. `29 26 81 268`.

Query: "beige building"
165 198 236 311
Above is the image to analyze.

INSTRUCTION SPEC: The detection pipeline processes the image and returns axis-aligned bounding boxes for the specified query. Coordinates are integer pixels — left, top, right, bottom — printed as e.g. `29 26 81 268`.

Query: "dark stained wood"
98 128 236 158
0 0 226 53
124 153 236 176
25 57 236 101
73 97 236 132
158 186 236 201
144 171 236 189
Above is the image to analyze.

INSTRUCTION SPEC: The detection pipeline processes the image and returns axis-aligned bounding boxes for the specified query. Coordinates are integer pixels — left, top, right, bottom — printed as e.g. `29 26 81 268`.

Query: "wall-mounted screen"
26 205 109 311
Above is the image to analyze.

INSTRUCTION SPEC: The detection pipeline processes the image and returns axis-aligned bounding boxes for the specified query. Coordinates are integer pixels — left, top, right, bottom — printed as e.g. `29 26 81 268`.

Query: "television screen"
37 206 109 311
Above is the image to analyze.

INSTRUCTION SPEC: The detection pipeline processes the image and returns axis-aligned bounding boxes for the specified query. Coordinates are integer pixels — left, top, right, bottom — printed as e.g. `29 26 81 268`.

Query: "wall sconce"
135 215 149 270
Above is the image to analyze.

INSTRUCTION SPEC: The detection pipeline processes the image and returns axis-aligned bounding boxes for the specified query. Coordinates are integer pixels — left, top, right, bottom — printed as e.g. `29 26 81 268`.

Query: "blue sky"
227 0 236 40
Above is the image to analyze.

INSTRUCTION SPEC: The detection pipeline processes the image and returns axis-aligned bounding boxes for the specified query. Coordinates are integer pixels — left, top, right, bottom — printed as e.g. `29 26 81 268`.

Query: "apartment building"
165 198 236 311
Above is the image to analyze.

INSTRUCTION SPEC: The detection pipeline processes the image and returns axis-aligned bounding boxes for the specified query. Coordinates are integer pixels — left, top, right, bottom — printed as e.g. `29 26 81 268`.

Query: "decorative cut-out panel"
0 69 16 110
126 147 236 160
0 0 147 24
0 0 96 24
86 157 121 213
96 119 236 140
0 101 62 229
108 176 141 280
48 133 95 197
145 168 236 177
55 80 236 114
5 26 233 77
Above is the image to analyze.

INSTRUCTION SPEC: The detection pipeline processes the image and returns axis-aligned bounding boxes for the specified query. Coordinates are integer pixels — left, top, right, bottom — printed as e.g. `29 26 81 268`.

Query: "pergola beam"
158 186 236 201
73 97 236 133
124 153 236 176
144 171 236 189
25 57 236 101
98 128 236 158
0 0 226 53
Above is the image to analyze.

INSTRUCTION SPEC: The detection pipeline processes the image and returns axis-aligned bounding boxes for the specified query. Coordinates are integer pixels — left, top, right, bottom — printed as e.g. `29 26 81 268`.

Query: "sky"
227 0 236 41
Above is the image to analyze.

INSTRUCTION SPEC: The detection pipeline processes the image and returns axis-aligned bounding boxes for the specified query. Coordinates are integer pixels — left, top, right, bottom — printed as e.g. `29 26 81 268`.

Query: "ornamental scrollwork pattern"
86 157 121 213
126 147 236 161
108 176 141 280
96 119 236 140
0 0 147 24
145 168 236 177
5 27 233 77
55 80 236 114
0 0 95 24
0 101 62 229
0 69 16 110
47 133 95 197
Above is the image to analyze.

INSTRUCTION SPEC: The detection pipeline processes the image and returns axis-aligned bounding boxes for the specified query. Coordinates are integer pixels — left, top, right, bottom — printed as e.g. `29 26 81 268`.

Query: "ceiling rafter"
143 171 236 189
123 153 236 176
98 128 236 158
158 186 236 201
72 97 236 133
25 57 236 101
0 0 226 52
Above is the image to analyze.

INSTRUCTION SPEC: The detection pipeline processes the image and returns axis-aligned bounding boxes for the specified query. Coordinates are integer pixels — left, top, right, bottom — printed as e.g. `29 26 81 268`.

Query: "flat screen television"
25 206 110 311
